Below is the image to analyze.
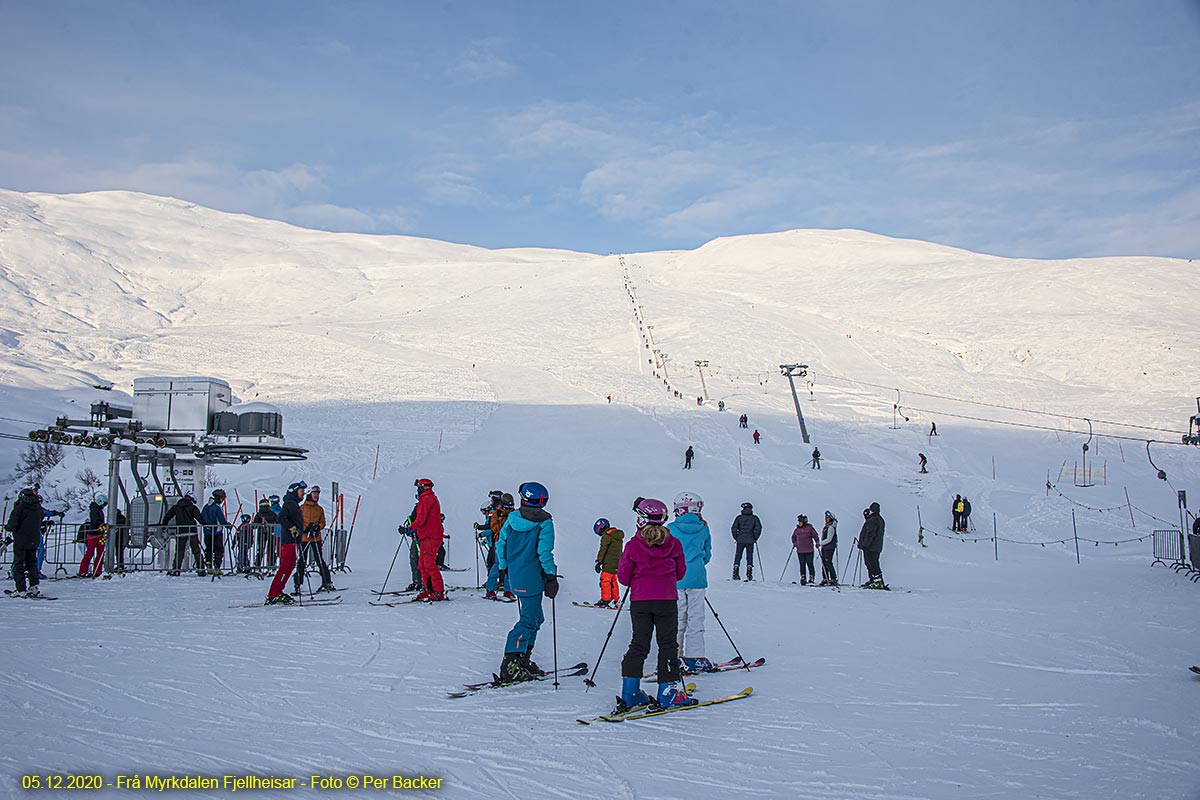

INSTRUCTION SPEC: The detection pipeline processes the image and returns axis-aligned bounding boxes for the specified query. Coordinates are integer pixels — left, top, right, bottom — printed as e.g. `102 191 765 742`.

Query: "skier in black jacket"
164 493 206 576
731 502 762 580
5 487 45 596
857 502 886 589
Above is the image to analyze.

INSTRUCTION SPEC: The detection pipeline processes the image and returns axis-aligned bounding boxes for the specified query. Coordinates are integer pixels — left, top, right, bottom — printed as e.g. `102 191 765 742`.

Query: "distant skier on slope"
951 494 963 532
731 502 762 581
496 481 557 683
616 498 694 712
684 445 694 469
752 430 761 445
919 453 928 474
961 497 973 531
670 492 713 673
811 447 821 469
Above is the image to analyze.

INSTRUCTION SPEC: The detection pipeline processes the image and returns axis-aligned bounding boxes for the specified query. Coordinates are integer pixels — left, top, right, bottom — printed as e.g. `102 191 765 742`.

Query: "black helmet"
212 488 226 501
500 493 515 509
741 502 753 512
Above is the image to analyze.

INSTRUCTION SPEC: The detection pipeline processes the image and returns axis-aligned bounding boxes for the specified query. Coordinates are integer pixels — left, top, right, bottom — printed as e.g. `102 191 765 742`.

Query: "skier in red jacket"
413 478 445 600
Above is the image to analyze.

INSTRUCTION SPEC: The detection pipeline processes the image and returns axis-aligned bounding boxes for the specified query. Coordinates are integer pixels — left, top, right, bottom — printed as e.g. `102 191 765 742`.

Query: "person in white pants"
669 491 714 673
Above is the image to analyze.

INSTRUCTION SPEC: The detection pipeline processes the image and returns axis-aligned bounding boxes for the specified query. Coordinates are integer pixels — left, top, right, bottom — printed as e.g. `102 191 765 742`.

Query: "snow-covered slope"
1 189 1198 799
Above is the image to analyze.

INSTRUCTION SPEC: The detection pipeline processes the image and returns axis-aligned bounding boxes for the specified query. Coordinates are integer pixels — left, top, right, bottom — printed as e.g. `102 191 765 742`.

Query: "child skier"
791 514 820 585
496 481 558 682
669 492 713 673
616 497 694 712
480 492 515 599
593 517 624 608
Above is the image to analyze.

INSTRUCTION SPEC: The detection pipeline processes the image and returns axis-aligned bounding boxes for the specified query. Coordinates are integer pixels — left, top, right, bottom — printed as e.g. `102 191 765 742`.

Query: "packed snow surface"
1 189 1198 799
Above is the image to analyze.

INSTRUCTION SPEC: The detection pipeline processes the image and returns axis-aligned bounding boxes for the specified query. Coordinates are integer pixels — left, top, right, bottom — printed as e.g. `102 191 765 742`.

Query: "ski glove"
543 573 560 599
594 560 602 574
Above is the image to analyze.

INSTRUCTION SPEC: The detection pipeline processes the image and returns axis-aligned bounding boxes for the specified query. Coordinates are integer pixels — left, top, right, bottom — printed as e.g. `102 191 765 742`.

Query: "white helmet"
95 493 109 505
673 491 703 516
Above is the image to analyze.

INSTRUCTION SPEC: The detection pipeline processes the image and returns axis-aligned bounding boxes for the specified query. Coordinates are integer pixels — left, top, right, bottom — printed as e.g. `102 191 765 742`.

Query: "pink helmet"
634 497 669 528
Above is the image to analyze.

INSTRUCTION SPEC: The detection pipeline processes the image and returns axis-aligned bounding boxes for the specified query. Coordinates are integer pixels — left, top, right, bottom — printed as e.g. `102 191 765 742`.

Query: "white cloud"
452 39 516 81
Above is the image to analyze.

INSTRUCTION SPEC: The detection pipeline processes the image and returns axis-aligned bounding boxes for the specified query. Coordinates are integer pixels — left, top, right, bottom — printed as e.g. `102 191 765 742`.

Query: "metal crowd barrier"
2 521 346 579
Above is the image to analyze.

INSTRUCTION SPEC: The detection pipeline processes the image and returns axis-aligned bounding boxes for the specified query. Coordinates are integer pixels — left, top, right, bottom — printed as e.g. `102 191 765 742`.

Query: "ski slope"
1 189 1198 799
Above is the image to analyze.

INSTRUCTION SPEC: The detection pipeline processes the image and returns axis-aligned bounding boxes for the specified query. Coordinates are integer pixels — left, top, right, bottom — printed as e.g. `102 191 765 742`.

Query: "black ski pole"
843 537 857 581
704 596 750 671
778 549 794 583
551 593 559 690
375 536 405 599
583 584 630 690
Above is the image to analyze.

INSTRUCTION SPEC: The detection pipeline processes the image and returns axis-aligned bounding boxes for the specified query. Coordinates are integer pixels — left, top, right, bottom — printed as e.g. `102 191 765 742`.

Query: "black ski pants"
733 541 755 568
820 546 837 583
797 551 815 582
621 599 681 683
295 540 332 590
12 547 38 592
172 532 204 572
864 550 882 581
204 530 225 570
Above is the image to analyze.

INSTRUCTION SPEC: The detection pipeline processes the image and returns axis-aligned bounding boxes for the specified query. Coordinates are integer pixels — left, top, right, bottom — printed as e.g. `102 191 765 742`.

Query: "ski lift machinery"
25 377 307 573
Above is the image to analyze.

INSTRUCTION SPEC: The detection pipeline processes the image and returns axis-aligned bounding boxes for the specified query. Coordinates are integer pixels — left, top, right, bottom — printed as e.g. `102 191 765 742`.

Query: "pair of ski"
228 595 343 609
4 589 58 600
577 685 754 724
447 661 589 698
369 596 453 607
1190 666 1200 676
644 655 766 679
573 601 617 610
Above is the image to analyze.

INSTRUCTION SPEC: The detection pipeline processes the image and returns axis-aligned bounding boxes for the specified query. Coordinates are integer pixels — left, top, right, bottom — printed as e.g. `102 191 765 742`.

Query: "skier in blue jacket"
669 491 714 673
200 489 230 575
495 481 558 683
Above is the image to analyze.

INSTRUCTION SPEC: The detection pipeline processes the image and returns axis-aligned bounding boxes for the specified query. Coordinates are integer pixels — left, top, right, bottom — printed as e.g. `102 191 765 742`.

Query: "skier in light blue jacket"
495 481 558 683
669 491 714 673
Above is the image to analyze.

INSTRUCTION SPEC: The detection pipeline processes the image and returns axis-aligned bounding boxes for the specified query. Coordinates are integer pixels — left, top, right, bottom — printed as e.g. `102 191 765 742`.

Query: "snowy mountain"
1 189 1198 799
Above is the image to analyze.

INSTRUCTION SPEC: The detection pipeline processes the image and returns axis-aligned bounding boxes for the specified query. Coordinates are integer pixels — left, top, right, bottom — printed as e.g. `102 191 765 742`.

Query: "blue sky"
1 0 1198 257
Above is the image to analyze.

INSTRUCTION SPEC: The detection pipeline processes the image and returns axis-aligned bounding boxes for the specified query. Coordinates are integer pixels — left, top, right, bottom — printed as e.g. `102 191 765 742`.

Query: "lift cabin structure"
26 376 306 573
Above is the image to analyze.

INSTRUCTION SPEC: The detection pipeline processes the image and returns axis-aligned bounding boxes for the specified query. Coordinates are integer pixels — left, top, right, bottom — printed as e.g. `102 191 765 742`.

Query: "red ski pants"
79 534 105 576
268 543 298 599
600 571 619 602
418 536 444 593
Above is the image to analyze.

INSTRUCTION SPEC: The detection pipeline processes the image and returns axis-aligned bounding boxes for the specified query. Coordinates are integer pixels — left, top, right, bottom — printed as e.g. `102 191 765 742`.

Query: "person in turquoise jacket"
669 491 714 673
496 481 558 683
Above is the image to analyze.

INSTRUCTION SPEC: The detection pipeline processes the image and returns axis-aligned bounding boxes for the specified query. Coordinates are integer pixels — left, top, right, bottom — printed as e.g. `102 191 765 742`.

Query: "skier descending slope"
616 498 694 712
669 492 714 673
496 482 558 682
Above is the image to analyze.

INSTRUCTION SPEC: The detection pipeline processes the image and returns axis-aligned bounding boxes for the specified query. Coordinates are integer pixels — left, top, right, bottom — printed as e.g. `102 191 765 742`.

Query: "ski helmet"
634 497 669 528
593 517 610 535
414 478 434 492
673 491 703 516
741 502 753 512
500 492 515 510
95 492 109 505
518 481 548 508
184 491 196 502
259 497 270 507
488 489 503 502
240 514 251 523
287 480 307 495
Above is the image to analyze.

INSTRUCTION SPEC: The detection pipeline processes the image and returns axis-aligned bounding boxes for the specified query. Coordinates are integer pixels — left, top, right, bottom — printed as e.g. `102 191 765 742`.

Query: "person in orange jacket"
413 478 445 600
294 486 336 594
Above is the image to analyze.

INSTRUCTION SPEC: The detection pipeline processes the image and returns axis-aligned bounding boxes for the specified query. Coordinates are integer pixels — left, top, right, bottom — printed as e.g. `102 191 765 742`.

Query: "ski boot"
318 583 338 593
800 577 807 586
746 564 754 581
197 569 206 577
500 652 534 683
485 590 497 600
427 591 448 602
502 591 515 600
415 590 432 601
594 599 610 608
681 656 716 674
403 581 421 592
166 569 181 577
26 586 40 598
524 655 547 676
613 676 651 714
657 681 697 708
732 565 740 580
265 594 295 606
